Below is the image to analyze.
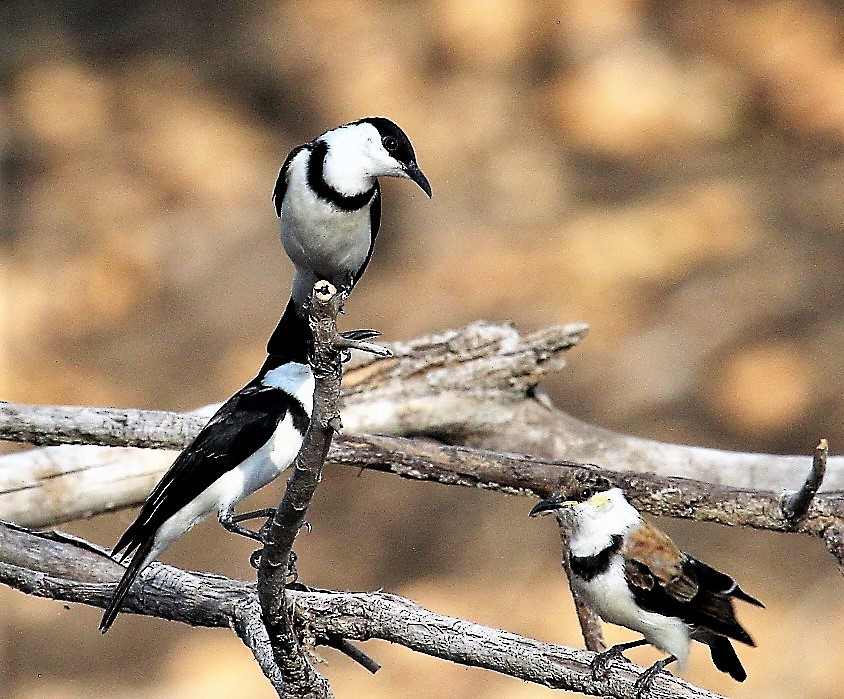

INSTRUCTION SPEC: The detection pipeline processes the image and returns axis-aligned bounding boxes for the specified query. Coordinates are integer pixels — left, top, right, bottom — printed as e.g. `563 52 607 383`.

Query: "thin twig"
557 524 606 652
783 439 829 522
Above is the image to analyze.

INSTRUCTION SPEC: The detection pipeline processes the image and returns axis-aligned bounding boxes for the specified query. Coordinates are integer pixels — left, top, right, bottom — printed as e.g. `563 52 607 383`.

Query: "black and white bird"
100 299 313 632
530 485 763 692
273 117 431 315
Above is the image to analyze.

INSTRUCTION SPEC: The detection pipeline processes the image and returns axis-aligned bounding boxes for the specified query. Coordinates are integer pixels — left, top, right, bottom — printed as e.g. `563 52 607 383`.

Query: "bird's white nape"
320 123 404 195
262 362 315 414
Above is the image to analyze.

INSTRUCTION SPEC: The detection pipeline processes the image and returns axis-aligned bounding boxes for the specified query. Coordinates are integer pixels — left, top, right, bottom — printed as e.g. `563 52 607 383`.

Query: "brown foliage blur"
1 2 843 698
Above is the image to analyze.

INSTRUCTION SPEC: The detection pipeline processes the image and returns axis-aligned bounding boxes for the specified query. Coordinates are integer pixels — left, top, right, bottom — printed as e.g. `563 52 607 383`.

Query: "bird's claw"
633 657 675 698
590 646 626 681
333 331 392 358
339 329 381 342
250 548 263 569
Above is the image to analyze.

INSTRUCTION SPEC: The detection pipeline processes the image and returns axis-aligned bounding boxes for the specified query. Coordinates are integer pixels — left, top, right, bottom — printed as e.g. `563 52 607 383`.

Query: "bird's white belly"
152 413 305 553
281 202 371 281
575 558 691 666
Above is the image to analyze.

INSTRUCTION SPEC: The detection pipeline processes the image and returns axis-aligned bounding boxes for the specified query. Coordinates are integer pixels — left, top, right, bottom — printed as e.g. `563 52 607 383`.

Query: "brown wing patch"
624 558 654 590
623 522 699 602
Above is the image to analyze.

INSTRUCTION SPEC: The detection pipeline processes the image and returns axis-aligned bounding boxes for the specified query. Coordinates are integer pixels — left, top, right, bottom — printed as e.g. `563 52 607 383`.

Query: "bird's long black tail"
99 538 155 633
694 630 747 682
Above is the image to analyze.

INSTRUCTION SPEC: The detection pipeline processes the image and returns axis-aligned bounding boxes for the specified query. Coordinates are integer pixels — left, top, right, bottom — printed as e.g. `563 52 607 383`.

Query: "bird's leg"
248 518 311 570
219 508 272 544
633 655 677 698
230 507 277 524
590 639 649 680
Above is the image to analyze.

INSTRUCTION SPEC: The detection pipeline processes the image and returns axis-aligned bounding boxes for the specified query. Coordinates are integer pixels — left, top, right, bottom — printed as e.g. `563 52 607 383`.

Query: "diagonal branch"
255 281 344 699
782 438 828 521
0 521 725 699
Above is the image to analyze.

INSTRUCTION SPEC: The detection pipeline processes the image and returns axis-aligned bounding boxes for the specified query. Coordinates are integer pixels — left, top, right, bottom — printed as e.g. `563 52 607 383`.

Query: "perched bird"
273 117 432 315
100 299 313 632
530 485 763 693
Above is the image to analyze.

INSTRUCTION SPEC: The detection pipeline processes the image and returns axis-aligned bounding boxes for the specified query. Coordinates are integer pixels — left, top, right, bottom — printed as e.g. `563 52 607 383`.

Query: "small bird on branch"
100 305 314 632
530 485 763 695
272 116 431 323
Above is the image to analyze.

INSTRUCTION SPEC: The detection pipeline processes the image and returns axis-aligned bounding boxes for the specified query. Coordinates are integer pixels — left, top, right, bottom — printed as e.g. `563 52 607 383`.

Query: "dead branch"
255 281 343 699
325 434 844 573
0 521 725 699
783 438 828 521
2 320 843 529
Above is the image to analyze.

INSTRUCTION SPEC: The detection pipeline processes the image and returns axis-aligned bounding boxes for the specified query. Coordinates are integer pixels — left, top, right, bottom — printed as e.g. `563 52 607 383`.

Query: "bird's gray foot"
220 507 277 544
333 330 391 358
633 655 676 698
590 639 648 680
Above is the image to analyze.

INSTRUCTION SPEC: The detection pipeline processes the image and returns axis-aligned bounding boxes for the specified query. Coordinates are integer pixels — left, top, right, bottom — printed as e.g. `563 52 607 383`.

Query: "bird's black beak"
404 162 432 198
529 496 574 518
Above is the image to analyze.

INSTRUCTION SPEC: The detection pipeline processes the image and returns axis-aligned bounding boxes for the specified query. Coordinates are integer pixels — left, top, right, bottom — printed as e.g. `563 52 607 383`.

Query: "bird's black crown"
353 116 418 167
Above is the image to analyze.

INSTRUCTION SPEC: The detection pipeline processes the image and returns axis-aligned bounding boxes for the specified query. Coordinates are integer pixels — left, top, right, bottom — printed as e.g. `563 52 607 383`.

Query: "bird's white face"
570 488 641 552
320 123 407 194
531 487 641 557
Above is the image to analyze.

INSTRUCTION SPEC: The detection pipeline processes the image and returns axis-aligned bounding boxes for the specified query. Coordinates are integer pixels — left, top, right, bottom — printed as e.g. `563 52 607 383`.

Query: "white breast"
574 556 692 668
280 153 373 285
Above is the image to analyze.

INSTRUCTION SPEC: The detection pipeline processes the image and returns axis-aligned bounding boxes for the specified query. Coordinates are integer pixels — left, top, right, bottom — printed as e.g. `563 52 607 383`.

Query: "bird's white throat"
320 123 399 195
569 489 641 558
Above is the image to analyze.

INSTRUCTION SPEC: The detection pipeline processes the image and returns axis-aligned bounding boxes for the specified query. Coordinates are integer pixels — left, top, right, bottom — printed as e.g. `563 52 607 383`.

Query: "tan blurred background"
1 1 843 697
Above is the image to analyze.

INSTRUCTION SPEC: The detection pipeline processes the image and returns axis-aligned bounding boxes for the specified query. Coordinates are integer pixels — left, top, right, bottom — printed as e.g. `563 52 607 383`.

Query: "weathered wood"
0 521 725 699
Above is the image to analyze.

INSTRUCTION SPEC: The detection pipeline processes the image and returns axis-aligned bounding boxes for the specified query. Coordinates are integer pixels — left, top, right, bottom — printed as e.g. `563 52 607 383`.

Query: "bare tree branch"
325 435 844 573
0 521 726 699
256 282 345 699
3 321 843 529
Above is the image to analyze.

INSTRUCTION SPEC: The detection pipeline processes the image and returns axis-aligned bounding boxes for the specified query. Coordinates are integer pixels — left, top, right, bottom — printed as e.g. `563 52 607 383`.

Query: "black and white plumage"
100 300 313 632
530 486 763 688
273 117 431 314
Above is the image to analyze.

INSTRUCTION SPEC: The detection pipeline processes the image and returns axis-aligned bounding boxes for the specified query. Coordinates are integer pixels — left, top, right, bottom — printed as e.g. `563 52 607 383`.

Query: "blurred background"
1 1 843 697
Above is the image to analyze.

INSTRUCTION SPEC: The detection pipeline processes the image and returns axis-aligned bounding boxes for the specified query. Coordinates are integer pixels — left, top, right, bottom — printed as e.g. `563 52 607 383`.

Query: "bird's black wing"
351 181 381 285
624 551 762 646
272 143 310 217
112 383 300 560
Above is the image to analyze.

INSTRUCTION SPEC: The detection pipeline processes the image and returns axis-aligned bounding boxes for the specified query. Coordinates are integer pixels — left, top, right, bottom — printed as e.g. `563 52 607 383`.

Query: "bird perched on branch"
273 117 431 318
100 300 314 632
530 484 763 694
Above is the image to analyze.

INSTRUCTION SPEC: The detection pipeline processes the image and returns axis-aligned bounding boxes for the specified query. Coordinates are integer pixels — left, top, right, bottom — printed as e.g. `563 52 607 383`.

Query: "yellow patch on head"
588 491 613 507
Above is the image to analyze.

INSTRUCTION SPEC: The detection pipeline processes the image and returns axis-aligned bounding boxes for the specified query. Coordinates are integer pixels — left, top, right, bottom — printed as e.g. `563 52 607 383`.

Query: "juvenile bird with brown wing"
530 485 763 695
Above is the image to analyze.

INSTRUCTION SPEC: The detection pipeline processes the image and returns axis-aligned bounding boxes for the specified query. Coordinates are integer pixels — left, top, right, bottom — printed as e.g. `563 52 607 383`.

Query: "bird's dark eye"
579 488 593 501
382 135 399 152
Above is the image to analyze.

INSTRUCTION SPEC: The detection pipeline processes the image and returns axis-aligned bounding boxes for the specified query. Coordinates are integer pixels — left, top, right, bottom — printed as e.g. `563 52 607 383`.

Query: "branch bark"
0 521 725 699
256 282 345 699
2 321 843 529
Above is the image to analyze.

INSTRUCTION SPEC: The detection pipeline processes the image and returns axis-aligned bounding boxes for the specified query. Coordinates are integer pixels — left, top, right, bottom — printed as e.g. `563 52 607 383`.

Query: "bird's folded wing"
622 521 698 601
